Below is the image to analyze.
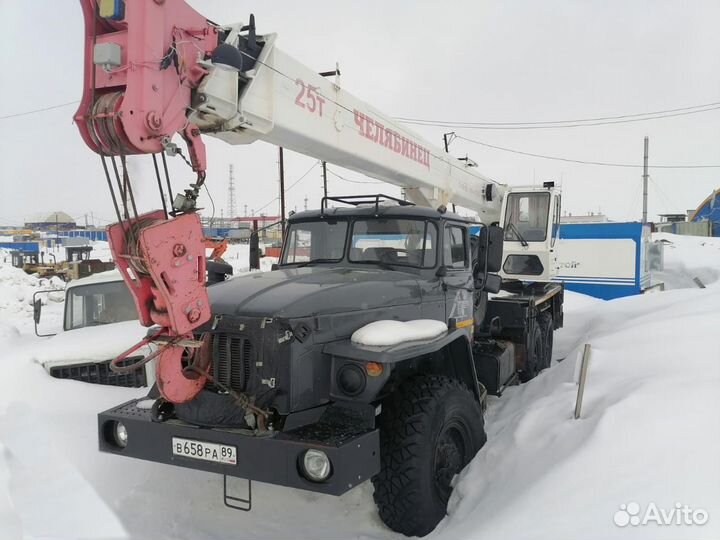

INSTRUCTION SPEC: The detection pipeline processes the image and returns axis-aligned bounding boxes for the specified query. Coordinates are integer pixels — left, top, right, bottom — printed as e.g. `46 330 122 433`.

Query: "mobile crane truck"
75 1 563 536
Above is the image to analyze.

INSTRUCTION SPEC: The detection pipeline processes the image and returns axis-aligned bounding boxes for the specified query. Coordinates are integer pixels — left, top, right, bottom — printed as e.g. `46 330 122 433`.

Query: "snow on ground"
223 243 278 275
0 233 718 539
652 233 720 290
0 253 65 336
437 285 720 540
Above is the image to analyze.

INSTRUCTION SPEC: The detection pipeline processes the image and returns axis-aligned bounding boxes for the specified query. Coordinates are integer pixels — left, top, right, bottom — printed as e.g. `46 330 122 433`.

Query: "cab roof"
288 203 473 223
65 268 122 289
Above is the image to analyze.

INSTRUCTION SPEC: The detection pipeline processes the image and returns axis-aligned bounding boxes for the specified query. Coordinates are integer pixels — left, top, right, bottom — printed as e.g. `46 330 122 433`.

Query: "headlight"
336 364 366 396
300 449 332 482
114 422 128 448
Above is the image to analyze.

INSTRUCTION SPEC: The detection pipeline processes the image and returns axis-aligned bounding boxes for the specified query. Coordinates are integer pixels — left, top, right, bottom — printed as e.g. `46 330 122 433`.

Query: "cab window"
443 226 468 269
504 192 551 242
349 219 437 268
282 220 348 263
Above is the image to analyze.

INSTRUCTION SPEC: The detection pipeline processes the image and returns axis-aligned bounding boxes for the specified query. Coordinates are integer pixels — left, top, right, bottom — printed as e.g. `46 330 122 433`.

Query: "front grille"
49 356 148 388
212 333 254 391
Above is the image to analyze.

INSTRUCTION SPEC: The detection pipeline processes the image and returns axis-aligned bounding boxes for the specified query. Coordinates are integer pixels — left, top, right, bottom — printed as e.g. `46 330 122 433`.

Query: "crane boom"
74 1 559 404
190 28 505 220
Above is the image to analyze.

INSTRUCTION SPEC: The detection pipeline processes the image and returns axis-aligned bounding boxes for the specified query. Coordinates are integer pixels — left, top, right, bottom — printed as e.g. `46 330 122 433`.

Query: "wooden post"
575 344 591 419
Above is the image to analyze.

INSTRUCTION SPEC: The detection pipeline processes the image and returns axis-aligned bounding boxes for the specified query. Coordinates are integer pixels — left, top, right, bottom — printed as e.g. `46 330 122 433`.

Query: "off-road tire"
519 320 544 382
372 375 486 537
538 312 554 371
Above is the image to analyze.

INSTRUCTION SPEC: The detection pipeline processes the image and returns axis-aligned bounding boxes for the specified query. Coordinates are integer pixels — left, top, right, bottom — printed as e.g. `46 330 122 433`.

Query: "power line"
649 175 680 212
456 135 720 169
0 100 79 121
396 100 720 130
326 168 384 185
254 161 319 214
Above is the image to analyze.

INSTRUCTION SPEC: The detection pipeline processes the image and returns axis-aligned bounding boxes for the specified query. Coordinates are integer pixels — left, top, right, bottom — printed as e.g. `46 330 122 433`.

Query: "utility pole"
642 136 649 224
243 204 248 217
227 164 237 227
321 161 328 199
279 147 286 236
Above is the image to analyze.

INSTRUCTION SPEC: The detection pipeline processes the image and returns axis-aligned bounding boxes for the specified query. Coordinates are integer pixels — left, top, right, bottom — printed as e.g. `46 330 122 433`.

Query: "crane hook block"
107 211 212 403
107 211 211 334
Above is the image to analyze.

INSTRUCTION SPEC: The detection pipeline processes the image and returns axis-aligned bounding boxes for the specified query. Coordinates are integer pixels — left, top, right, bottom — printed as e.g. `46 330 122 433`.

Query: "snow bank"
653 233 720 290
0 260 65 339
0 233 717 539
351 319 448 346
434 286 720 540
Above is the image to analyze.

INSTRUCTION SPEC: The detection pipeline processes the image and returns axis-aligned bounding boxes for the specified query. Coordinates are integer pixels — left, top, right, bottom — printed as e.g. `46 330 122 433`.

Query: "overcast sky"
1 0 719 226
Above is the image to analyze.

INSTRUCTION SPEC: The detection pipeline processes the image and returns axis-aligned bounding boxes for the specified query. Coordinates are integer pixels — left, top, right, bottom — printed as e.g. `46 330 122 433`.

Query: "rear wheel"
519 321 544 382
372 375 486 537
538 312 554 370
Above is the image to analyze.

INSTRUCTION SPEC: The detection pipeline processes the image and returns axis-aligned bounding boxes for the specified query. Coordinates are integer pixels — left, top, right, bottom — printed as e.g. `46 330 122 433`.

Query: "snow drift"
0 233 718 540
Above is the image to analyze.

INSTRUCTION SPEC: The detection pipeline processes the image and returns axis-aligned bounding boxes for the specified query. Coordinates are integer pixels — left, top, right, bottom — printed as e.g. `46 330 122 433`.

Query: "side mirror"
477 225 504 273
32 289 59 338
33 298 42 324
271 263 279 271
484 273 502 294
436 265 448 278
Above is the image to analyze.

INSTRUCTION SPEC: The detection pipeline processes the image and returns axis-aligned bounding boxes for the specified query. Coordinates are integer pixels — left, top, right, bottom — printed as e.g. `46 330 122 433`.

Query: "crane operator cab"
499 183 561 282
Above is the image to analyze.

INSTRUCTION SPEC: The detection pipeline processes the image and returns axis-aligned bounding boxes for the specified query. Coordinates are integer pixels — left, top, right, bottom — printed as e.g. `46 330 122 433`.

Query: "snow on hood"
351 319 448 346
30 320 151 367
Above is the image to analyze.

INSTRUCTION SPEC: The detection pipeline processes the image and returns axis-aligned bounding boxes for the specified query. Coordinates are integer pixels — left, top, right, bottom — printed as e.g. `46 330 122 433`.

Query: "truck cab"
97 195 563 537
500 184 562 282
34 270 155 387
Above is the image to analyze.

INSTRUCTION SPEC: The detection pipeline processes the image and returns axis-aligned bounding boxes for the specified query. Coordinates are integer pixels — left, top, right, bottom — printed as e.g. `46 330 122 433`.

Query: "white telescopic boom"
190 30 505 222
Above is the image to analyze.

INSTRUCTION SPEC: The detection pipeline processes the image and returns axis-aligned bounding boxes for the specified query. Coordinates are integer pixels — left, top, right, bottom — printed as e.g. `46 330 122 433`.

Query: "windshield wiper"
294 258 339 268
353 260 396 271
507 222 529 247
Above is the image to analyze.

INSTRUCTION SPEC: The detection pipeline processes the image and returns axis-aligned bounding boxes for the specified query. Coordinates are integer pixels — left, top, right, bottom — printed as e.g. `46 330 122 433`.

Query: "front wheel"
372 375 486 537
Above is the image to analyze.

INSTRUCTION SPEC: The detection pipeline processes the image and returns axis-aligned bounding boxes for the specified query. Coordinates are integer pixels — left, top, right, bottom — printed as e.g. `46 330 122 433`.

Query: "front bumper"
98 399 380 495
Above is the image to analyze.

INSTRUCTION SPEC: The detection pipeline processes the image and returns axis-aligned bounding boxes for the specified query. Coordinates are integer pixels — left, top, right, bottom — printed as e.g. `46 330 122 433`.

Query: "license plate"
172 437 237 465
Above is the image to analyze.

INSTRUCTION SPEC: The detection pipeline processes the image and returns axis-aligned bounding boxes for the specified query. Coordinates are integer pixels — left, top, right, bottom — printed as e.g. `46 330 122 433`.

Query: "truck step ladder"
223 475 252 512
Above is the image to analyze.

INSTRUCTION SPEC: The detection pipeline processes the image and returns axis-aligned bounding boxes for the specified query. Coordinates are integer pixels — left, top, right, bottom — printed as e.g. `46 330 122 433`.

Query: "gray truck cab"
98 196 562 537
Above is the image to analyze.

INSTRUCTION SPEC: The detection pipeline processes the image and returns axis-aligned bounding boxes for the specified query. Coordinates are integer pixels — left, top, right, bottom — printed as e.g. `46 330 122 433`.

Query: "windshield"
64 281 137 331
349 219 437 268
503 192 551 242
281 220 349 264
281 217 438 269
